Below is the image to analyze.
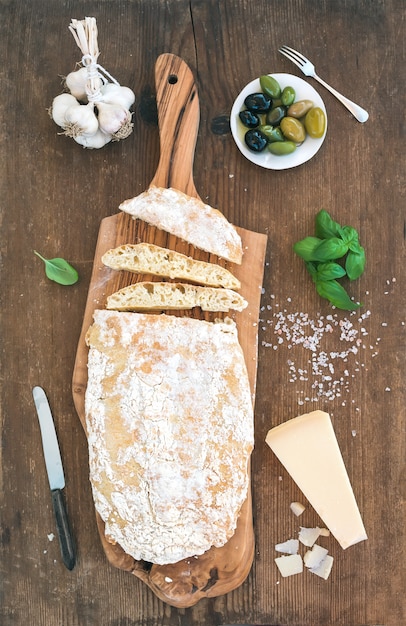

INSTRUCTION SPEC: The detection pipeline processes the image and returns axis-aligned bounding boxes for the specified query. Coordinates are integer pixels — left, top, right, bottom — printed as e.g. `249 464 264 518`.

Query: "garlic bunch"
49 17 135 149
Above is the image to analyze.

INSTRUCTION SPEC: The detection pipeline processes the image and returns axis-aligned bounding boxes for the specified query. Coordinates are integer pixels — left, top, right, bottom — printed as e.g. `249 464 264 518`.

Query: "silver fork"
279 45 369 123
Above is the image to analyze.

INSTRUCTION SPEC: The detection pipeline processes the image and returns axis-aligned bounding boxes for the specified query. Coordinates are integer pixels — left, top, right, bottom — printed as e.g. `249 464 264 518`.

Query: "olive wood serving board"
72 53 267 608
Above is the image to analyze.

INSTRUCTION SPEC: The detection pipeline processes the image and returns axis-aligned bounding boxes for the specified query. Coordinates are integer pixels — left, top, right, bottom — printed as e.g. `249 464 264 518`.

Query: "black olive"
244 92 272 113
244 128 268 152
239 110 260 128
266 105 287 126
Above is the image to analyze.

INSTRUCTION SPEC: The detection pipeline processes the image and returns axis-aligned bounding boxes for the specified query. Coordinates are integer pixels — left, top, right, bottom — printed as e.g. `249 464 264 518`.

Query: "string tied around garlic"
49 16 135 148
80 53 120 103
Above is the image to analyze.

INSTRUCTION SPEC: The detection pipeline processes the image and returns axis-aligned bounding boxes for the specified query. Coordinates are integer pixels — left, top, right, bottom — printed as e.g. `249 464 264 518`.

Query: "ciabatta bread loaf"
101 243 241 290
106 281 247 312
85 310 254 564
119 186 243 264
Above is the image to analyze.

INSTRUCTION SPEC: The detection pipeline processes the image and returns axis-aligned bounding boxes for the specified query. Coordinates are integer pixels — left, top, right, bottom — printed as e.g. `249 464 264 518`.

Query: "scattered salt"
260 295 381 407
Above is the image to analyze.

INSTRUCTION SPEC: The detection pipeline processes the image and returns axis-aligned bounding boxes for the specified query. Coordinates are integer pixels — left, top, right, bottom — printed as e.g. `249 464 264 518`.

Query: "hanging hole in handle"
168 74 178 84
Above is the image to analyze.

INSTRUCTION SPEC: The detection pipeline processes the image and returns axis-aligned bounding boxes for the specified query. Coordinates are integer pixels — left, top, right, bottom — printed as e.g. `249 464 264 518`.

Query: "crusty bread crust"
105 281 247 312
85 311 254 564
101 243 241 290
119 186 243 264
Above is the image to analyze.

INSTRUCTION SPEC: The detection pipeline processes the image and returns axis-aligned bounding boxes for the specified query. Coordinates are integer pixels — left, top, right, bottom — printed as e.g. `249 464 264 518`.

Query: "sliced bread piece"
119 186 243 264
101 243 241 290
106 281 248 312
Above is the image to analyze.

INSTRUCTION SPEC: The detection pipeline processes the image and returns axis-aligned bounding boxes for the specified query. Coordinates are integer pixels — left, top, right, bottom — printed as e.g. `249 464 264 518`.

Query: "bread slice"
85 310 254 564
105 281 247 312
101 243 241 290
119 186 243 264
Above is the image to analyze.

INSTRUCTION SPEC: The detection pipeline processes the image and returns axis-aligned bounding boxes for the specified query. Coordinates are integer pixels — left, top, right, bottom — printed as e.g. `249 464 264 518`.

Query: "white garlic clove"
49 93 79 128
64 102 99 138
74 128 113 149
100 83 135 110
65 67 103 102
96 101 134 139
65 67 89 101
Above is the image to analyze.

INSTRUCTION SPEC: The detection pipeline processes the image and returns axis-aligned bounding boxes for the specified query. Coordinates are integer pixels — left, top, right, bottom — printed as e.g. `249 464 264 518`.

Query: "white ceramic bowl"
230 73 327 170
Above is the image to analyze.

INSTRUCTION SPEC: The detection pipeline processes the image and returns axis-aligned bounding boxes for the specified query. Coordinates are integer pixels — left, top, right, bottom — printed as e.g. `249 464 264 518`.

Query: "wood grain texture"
1 1 405 625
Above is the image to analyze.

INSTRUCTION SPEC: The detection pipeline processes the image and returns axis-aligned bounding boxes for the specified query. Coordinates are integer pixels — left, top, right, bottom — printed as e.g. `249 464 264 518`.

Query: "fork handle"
313 73 369 123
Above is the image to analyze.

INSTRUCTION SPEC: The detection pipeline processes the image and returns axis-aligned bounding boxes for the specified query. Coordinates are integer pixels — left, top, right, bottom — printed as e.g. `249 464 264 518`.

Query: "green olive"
258 125 285 142
281 86 296 106
304 107 326 138
270 98 283 109
287 99 314 118
266 105 286 126
259 75 281 99
268 141 297 155
280 117 306 143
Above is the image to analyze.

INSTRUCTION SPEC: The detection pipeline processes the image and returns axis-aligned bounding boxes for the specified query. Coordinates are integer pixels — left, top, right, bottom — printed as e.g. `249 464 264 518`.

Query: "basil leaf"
313 237 349 261
348 238 364 254
316 280 361 310
340 225 359 248
34 251 79 285
293 237 323 261
315 209 342 239
345 248 366 280
315 261 347 282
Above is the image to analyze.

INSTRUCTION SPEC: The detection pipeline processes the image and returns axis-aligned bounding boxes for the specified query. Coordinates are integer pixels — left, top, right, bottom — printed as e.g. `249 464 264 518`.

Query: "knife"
32 386 76 570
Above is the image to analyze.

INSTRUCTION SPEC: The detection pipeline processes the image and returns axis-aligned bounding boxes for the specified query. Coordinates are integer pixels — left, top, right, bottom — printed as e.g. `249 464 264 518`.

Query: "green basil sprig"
294 210 365 310
34 250 79 285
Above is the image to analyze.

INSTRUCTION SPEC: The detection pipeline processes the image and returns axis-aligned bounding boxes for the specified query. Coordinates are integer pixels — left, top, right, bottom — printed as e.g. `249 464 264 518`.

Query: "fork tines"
279 45 306 66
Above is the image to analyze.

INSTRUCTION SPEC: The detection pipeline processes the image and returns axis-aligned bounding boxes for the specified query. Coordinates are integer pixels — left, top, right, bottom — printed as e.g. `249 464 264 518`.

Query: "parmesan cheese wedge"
265 410 367 549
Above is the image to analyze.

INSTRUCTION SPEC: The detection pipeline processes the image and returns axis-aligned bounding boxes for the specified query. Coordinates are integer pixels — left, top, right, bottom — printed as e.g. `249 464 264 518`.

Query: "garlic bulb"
74 128 112 149
63 102 99 138
51 17 135 148
100 83 135 110
50 93 78 128
96 101 133 139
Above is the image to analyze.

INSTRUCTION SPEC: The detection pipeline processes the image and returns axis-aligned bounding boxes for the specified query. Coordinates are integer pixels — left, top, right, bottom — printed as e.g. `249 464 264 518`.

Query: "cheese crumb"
275 539 299 554
303 543 329 569
275 554 303 577
298 526 321 547
310 554 334 579
290 501 306 516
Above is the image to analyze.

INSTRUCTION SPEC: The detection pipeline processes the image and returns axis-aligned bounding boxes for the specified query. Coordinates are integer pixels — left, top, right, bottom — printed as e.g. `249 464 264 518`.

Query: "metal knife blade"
32 386 76 570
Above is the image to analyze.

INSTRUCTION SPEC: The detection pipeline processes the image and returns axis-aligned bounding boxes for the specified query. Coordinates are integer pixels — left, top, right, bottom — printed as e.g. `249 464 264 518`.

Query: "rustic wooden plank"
1 0 405 624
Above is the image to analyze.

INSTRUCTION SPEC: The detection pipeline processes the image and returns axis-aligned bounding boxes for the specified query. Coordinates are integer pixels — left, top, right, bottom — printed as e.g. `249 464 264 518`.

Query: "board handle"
149 53 200 198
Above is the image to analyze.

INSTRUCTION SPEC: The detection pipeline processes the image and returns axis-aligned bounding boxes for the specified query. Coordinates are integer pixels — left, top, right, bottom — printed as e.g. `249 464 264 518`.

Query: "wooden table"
1 1 404 625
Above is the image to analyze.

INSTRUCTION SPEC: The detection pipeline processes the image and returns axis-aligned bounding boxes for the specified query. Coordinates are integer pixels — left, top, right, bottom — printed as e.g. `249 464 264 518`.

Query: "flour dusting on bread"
85 310 254 564
119 186 243 264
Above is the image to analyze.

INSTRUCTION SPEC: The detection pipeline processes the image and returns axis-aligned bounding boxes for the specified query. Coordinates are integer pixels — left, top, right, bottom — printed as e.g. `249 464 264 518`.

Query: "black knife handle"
51 489 76 570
